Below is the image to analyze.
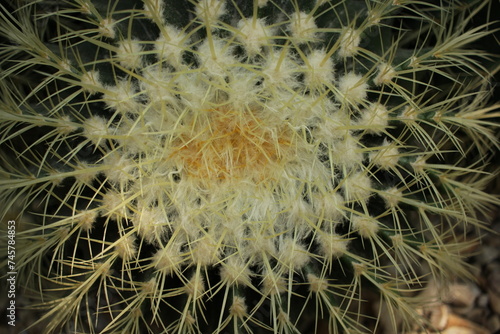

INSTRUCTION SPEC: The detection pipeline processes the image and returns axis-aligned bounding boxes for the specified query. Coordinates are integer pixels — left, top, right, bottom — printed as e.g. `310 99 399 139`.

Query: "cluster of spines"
0 0 498 333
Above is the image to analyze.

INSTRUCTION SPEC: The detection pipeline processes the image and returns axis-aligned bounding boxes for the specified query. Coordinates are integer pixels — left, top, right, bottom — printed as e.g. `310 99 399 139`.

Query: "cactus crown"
0 0 498 333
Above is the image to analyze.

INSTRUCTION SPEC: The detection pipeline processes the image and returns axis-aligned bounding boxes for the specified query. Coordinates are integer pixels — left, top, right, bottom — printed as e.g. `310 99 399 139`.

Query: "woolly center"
173 107 292 181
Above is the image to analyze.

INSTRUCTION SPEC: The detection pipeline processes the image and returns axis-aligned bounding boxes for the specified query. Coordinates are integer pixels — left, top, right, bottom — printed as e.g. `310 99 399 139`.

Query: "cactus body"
0 0 498 333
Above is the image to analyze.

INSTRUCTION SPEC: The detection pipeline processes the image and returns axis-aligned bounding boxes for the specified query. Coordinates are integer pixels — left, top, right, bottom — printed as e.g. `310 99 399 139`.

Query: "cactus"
0 0 498 333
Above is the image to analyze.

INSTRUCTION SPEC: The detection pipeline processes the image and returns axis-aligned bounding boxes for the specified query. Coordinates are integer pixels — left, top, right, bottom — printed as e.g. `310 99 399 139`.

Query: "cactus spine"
0 0 498 333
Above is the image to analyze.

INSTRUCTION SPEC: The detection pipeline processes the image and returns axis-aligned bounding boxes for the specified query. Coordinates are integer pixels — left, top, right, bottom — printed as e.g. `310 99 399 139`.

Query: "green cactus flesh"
0 0 498 333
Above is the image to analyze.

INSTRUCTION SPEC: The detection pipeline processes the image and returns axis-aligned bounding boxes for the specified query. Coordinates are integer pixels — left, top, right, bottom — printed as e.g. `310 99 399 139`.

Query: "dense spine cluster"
0 0 498 333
